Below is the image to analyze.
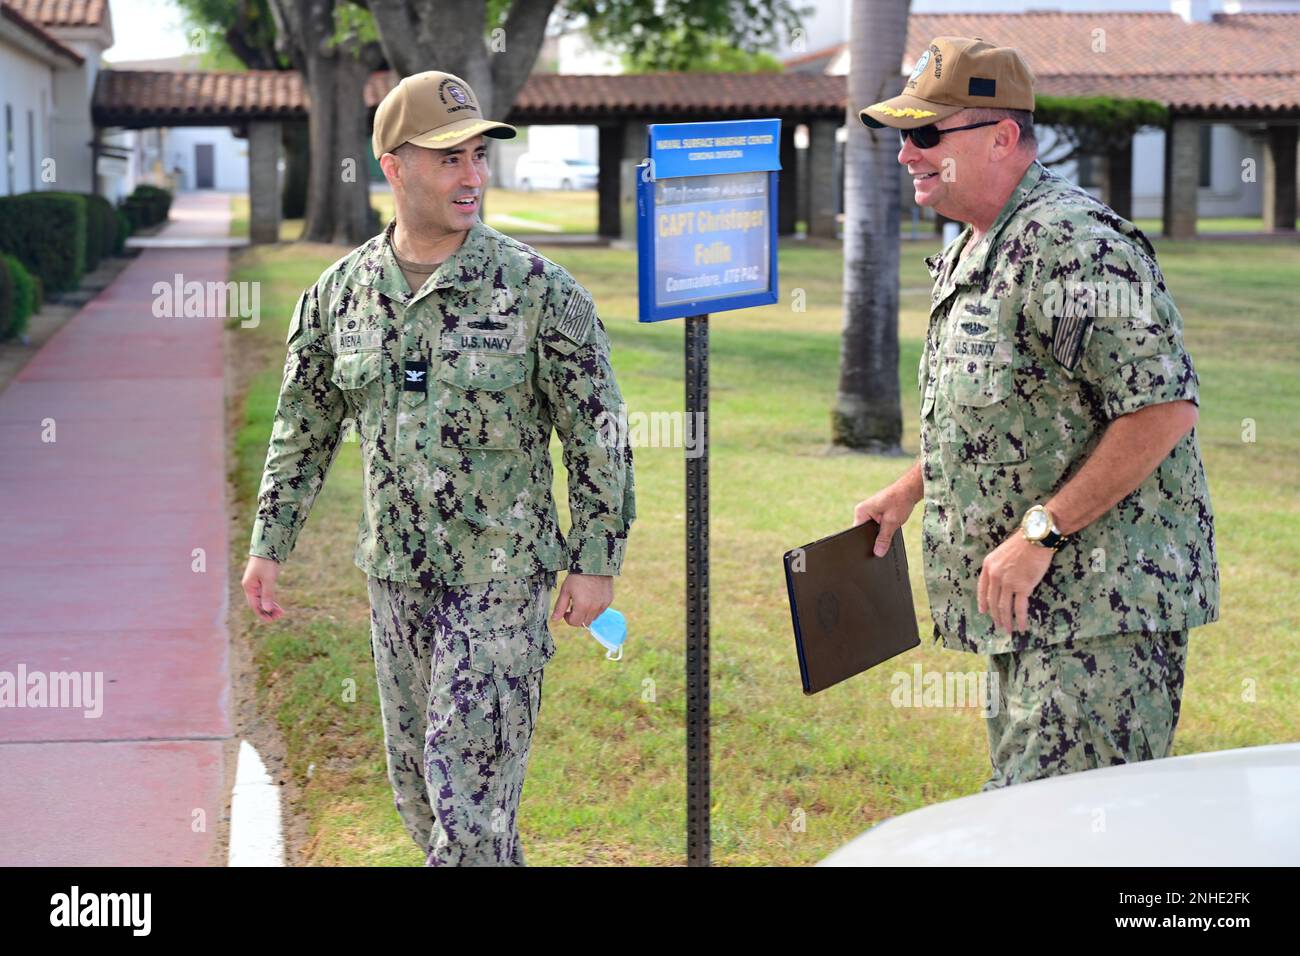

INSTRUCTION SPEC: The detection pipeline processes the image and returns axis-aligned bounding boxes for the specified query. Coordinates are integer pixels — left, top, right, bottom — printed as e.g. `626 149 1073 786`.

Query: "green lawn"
228 213 1300 865
229 193 1294 242
1133 216 1300 234
229 188 597 241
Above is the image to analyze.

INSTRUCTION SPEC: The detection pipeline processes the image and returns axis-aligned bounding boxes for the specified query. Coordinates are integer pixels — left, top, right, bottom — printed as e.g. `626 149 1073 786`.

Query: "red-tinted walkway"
0 193 235 865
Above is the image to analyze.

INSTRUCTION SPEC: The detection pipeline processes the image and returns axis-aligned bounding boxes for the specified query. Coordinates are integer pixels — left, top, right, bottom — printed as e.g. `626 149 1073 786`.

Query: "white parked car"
820 742 1300 866
514 154 598 191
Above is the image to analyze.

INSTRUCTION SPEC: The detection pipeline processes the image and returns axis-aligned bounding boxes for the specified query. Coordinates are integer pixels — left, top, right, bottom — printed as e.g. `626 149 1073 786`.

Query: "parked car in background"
820 742 1300 866
514 154 598 191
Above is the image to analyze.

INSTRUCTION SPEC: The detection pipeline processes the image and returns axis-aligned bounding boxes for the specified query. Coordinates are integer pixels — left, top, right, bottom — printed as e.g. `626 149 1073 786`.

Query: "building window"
1199 124 1213 189
28 110 35 190
40 90 48 174
5 105 13 195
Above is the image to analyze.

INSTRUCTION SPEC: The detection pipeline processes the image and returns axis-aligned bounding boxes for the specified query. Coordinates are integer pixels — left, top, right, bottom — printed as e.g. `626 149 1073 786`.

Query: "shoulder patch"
1051 292 1094 372
556 284 596 346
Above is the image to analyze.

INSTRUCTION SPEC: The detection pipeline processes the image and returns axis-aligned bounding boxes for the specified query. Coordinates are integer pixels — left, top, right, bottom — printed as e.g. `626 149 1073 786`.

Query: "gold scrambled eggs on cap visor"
859 93 963 130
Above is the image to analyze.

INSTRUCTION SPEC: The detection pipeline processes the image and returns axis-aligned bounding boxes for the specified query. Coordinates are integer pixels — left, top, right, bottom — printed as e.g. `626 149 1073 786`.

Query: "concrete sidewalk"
0 192 234 865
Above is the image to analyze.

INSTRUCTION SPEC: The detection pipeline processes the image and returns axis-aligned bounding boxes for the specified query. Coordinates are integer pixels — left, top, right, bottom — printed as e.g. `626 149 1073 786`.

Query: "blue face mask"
585 608 627 661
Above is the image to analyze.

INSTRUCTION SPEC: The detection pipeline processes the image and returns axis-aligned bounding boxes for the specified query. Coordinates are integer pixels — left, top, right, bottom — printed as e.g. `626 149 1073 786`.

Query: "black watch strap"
1040 527 1067 550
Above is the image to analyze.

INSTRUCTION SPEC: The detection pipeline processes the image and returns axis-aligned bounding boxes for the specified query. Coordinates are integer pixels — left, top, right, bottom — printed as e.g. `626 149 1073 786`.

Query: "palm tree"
832 0 911 452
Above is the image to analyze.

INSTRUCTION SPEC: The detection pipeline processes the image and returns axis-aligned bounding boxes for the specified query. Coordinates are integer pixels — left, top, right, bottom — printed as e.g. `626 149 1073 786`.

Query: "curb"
228 740 285 867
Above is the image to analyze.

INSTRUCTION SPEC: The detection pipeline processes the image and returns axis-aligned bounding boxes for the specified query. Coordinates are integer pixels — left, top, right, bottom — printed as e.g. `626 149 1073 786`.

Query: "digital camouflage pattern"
368 569 556 865
919 160 1218 654
982 628 1189 789
249 218 636 585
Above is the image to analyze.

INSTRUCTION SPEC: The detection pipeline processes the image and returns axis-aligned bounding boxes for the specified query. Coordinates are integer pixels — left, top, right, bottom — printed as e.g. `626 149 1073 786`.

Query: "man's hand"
852 469 923 557
242 556 285 622
550 572 613 628
977 534 1055 635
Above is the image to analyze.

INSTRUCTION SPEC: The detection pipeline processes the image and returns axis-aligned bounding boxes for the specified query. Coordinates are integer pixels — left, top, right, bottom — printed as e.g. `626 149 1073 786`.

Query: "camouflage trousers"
981 629 1189 791
366 569 557 866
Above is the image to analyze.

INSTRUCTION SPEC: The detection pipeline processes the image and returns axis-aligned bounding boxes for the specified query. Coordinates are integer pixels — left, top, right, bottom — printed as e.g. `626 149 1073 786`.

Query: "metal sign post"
636 118 781 866
684 312 710 866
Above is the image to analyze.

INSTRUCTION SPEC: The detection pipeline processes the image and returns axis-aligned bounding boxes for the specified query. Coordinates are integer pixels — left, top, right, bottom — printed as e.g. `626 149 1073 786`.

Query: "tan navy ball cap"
859 36 1036 130
372 71 517 160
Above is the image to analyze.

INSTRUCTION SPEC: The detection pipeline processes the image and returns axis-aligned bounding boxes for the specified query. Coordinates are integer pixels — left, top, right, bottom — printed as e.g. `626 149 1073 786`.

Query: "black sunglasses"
899 120 1001 150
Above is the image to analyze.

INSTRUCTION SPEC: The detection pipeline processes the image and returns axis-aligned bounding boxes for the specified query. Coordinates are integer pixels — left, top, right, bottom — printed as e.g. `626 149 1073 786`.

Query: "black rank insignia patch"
403 359 428 392
556 285 596 345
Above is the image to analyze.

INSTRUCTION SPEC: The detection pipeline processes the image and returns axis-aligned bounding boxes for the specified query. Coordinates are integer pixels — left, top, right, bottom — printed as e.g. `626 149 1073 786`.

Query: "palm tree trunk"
832 0 911 452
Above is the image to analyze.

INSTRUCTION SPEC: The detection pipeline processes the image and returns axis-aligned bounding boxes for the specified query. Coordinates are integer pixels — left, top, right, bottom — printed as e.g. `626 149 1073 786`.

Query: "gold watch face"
1024 507 1050 540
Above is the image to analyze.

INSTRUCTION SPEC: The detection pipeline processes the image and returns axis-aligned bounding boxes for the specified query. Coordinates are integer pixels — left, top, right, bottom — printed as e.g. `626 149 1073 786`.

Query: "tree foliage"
1034 95 1169 166
328 1 382 51
621 36 784 73
563 0 808 72
173 0 287 70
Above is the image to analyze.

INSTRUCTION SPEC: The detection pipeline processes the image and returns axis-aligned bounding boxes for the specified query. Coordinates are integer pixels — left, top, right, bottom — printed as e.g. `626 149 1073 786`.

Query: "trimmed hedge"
0 192 86 294
115 208 131 254
121 197 152 231
42 191 117 272
0 255 11 339
0 253 38 342
83 193 117 270
122 184 172 228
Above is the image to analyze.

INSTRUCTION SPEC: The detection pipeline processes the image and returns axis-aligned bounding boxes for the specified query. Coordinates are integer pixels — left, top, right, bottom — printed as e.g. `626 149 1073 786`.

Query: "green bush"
115 208 131 253
120 197 147 231
83 193 117 266
129 184 173 225
0 255 12 340
43 192 109 271
0 253 37 341
0 192 86 293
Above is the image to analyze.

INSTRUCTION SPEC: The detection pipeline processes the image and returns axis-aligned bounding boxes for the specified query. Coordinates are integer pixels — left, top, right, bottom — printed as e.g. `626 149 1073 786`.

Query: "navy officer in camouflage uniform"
851 38 1218 789
240 71 636 863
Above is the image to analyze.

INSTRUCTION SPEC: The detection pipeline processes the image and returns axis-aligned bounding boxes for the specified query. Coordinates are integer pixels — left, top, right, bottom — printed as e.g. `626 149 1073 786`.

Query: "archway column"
1263 124 1297 233
807 119 839 239
249 120 282 244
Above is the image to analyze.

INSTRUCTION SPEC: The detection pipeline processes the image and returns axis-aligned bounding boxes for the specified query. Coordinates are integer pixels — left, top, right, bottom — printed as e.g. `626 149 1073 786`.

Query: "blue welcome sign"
636 119 783 864
637 119 781 322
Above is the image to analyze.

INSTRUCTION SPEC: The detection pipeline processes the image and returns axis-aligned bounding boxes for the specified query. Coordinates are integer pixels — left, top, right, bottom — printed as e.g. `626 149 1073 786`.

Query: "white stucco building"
0 0 173 201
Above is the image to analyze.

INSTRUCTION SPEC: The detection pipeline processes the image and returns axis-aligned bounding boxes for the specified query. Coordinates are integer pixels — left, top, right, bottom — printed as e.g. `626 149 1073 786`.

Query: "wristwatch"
1021 504 1067 551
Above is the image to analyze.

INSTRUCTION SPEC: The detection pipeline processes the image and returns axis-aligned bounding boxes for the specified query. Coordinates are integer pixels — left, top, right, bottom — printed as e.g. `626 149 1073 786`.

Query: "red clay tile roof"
96 69 851 126
0 0 84 62
94 65 1300 128
1041 72 1300 113
907 12 1300 77
95 69 306 124
372 70 845 120
859 11 1300 113
7 0 106 28
91 12 1300 126
509 71 847 120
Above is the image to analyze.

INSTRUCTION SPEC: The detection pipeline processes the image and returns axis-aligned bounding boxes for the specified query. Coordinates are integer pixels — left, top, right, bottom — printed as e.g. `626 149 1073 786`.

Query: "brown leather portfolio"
783 520 921 695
